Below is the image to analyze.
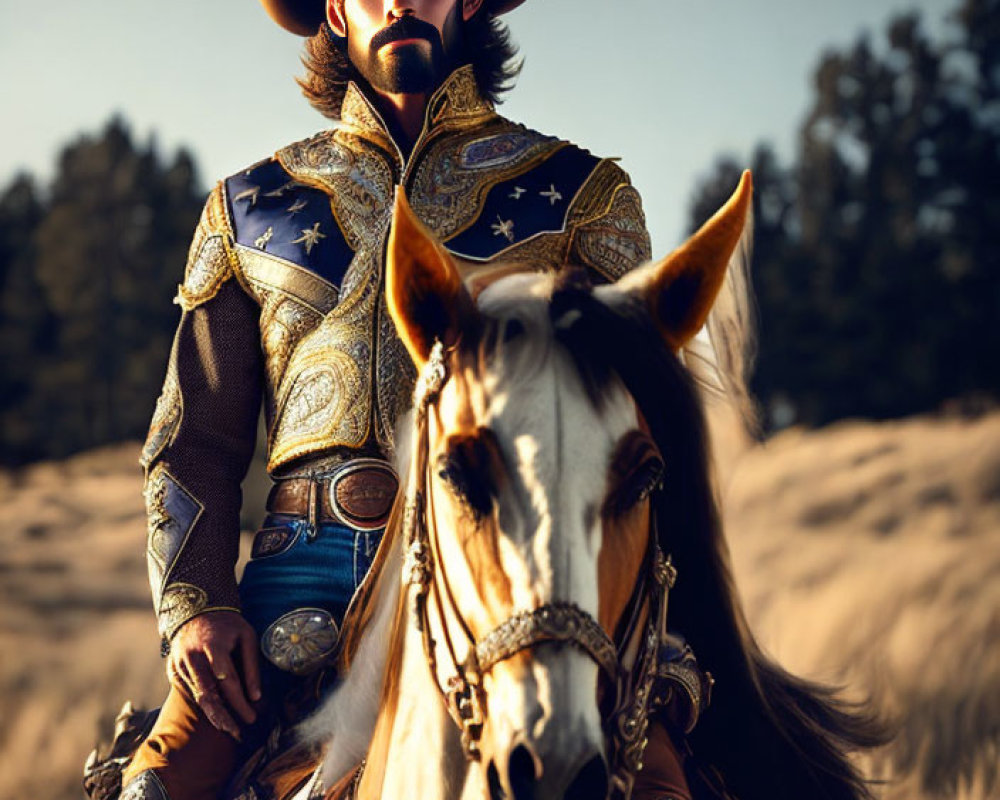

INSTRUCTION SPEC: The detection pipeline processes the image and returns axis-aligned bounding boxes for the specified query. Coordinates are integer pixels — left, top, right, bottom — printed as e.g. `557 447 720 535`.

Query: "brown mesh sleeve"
142 237 263 650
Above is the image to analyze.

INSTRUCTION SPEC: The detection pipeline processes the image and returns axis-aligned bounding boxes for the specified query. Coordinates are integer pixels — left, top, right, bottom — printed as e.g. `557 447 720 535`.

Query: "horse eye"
503 318 525 343
608 455 664 517
437 439 495 519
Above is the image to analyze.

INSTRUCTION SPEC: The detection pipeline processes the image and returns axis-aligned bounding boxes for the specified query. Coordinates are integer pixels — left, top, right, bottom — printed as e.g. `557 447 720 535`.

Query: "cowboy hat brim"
259 0 526 37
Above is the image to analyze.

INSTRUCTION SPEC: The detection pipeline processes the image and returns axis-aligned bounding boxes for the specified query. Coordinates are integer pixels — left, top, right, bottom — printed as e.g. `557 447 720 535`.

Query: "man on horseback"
93 2 710 798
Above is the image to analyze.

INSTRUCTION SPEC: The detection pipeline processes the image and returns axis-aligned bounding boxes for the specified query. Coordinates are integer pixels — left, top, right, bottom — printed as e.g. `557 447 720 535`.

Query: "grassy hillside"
0 413 997 799
724 413 1000 799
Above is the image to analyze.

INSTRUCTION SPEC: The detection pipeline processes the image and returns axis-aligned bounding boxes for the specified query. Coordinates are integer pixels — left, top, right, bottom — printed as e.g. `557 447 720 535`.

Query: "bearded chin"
357 41 447 95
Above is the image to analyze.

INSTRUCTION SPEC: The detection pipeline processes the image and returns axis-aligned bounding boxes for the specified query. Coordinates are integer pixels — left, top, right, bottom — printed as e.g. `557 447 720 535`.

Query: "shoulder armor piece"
437 137 602 261
225 156 355 292
176 185 238 310
569 160 652 282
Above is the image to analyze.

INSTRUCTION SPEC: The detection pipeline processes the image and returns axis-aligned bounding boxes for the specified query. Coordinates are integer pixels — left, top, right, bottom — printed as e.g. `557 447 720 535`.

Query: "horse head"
382 172 751 800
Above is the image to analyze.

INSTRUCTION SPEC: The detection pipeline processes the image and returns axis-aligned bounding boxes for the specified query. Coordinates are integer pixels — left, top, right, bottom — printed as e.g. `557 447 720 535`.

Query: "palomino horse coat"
289 173 881 800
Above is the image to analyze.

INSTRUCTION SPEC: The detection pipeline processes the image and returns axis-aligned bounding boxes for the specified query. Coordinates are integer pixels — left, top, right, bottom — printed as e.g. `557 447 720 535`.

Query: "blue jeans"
122 518 384 794
238 514 382 690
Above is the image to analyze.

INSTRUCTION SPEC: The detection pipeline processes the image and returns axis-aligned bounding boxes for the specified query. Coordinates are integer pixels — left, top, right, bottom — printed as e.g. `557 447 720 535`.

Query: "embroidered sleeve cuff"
156 584 241 656
145 462 243 654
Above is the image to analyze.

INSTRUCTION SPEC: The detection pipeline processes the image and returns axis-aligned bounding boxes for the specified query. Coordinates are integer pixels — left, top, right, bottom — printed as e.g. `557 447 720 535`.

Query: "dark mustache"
369 15 442 51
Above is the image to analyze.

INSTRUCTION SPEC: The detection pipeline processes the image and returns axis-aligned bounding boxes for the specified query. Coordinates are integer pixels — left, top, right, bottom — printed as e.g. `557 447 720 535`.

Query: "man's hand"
167 610 262 739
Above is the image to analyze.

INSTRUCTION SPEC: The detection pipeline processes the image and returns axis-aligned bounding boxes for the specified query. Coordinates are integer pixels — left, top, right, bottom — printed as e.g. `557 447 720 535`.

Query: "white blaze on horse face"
432 283 639 622
430 273 640 793
494 351 638 610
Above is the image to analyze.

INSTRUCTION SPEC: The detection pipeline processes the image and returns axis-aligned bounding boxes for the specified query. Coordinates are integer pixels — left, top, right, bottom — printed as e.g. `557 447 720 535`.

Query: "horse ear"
386 189 474 369
616 170 753 351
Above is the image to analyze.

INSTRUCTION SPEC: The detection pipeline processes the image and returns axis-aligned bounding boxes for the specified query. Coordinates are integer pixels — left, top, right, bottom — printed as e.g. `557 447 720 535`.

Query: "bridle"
401 340 678 800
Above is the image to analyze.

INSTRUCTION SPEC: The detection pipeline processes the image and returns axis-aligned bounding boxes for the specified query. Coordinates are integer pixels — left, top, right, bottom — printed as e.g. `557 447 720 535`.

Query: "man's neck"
369 88 430 157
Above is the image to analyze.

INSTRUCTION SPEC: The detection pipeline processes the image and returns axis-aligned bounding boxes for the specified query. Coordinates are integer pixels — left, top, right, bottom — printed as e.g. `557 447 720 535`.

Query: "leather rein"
400 341 677 800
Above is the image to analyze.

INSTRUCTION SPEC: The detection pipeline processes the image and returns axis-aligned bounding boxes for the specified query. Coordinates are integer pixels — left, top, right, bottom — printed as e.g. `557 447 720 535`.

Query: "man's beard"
351 15 453 95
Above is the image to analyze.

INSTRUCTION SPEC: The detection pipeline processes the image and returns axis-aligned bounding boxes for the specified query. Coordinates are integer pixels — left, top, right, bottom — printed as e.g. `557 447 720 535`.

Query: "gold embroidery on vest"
375 290 418 452
410 127 565 241
277 132 395 253
176 185 238 310
268 250 380 470
237 244 340 313
571 183 651 282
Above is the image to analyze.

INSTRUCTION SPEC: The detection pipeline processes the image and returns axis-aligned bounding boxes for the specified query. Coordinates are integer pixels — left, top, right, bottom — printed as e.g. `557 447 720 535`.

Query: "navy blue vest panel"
444 145 602 260
225 159 355 289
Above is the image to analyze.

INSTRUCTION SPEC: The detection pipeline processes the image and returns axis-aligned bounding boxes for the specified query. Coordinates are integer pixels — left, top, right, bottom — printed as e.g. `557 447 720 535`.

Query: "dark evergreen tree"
0 174 51 462
691 1 1000 428
0 117 203 464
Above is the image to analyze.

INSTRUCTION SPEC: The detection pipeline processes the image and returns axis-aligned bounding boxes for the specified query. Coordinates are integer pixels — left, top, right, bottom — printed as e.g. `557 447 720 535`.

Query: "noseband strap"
475 601 619 679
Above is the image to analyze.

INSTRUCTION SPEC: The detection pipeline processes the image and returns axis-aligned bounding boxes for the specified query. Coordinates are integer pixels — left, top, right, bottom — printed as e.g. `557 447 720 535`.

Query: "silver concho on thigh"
261 608 339 675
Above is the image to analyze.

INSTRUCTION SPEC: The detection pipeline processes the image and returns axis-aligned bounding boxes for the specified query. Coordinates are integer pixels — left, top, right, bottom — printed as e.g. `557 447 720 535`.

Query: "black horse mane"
547 277 886 800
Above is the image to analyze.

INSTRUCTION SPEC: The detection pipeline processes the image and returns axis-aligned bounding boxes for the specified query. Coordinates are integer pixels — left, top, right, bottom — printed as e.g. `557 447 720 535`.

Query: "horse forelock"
467 269 667 416
460 270 620 412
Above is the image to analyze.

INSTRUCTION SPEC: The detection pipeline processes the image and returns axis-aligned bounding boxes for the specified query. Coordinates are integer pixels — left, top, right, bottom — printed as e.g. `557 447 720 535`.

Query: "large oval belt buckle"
261 608 339 675
328 459 399 532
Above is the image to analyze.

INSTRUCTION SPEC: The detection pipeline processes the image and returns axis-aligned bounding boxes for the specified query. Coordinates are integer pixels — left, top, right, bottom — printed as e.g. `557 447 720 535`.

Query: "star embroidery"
233 185 260 209
540 184 563 206
254 226 274 250
292 222 326 255
491 215 515 242
286 198 308 215
509 186 526 200
265 181 301 198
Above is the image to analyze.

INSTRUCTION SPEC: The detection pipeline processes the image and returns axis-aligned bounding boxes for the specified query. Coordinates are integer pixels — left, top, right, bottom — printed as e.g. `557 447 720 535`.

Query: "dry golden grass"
0 444 164 800
0 412 996 799
722 413 1000 800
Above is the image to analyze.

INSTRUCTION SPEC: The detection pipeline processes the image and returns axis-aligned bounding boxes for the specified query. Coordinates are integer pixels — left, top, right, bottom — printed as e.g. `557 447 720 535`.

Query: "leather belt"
266 458 399 532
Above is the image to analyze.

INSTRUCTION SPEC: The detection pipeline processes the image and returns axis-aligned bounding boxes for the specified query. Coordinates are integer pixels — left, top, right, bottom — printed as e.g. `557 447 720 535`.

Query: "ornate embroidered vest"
174 66 650 475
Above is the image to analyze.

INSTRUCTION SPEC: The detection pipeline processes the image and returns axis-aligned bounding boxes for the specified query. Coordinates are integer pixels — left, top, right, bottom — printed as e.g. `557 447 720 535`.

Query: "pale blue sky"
0 0 954 250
